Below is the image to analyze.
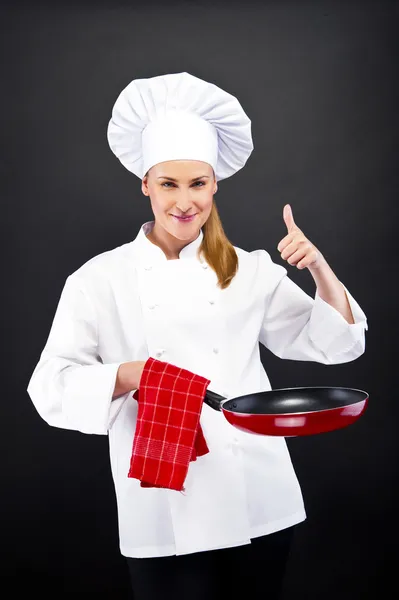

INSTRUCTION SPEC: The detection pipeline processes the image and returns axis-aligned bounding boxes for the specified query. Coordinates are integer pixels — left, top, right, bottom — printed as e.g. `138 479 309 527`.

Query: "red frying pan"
203 387 369 437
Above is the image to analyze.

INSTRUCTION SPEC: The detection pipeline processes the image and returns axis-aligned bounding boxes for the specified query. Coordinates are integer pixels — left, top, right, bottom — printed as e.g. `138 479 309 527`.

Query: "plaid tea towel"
128 356 211 491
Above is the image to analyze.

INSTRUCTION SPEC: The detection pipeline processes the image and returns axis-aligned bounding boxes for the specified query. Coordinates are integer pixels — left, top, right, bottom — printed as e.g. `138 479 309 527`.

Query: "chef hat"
107 72 254 182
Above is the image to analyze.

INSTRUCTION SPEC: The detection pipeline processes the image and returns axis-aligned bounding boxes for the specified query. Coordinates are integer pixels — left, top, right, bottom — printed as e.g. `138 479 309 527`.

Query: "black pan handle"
203 389 226 411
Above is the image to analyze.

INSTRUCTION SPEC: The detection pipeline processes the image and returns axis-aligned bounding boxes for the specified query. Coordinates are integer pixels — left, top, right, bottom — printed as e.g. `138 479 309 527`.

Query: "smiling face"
141 160 217 256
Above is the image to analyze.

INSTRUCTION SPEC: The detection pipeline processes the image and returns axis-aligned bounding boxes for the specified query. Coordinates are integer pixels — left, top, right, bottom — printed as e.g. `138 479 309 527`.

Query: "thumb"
283 204 297 232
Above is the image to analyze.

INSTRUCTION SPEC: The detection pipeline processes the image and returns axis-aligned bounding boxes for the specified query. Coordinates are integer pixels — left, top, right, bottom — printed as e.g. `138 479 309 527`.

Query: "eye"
161 181 205 188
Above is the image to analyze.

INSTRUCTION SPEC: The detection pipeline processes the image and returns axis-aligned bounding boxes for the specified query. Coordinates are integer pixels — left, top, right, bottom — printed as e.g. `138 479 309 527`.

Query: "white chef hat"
107 72 254 182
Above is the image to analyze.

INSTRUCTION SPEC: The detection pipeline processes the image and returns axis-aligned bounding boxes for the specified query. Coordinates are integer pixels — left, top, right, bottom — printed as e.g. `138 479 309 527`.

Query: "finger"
285 247 308 266
281 239 310 261
283 204 297 233
277 231 297 253
297 250 319 269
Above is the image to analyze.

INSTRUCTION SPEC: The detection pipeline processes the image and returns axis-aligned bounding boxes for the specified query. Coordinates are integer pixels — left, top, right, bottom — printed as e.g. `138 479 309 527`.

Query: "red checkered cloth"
128 356 211 492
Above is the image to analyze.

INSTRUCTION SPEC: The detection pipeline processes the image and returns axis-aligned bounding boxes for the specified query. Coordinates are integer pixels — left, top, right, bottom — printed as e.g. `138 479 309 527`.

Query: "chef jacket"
26 220 368 557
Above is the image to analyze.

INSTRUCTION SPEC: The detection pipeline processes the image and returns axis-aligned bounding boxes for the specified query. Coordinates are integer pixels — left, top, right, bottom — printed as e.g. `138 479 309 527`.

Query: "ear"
141 176 149 196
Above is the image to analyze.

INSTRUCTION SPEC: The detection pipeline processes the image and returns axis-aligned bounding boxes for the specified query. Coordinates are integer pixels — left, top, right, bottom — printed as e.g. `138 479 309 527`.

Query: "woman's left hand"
277 204 324 270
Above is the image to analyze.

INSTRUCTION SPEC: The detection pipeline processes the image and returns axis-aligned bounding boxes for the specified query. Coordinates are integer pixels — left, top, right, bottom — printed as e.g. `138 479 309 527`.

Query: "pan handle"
203 389 226 412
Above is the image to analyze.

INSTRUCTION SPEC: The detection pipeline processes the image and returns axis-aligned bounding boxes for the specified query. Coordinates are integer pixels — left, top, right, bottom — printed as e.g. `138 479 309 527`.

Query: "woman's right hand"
112 360 147 400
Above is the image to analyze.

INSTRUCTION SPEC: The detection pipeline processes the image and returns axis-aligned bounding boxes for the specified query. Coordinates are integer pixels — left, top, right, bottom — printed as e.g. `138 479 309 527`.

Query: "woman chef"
27 72 368 599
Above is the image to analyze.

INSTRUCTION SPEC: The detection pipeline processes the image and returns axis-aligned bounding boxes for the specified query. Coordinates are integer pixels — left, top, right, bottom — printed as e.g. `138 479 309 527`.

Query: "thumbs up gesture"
277 204 323 270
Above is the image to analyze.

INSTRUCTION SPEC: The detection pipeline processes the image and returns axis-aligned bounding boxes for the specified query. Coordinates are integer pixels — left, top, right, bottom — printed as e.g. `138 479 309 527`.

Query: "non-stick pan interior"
222 387 367 415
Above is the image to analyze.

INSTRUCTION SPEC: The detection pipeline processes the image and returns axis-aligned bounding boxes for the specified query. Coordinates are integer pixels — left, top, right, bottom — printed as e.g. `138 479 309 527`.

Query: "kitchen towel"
128 356 211 491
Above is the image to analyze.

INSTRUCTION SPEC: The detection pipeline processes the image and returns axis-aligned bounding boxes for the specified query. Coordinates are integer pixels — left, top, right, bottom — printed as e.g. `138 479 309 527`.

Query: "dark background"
1 0 398 597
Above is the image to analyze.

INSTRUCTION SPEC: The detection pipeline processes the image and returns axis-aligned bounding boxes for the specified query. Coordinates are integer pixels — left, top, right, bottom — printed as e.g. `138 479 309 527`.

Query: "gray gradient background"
1 0 397 597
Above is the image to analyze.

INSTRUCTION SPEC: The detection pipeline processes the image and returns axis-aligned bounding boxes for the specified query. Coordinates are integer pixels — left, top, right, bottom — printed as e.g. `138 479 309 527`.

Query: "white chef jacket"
27 220 368 558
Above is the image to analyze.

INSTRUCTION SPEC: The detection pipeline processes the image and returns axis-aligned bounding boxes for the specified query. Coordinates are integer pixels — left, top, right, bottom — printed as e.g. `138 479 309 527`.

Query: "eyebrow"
157 175 210 182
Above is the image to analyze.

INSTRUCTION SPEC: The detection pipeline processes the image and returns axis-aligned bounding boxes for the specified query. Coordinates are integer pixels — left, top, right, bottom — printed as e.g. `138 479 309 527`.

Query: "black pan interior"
222 387 367 415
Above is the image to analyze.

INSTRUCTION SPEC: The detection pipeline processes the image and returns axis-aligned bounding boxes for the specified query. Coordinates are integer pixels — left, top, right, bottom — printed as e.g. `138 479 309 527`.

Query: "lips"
171 214 197 222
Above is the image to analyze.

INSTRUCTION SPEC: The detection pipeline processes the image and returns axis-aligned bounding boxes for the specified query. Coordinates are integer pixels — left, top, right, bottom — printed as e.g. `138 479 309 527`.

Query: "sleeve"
257 250 368 365
26 274 129 435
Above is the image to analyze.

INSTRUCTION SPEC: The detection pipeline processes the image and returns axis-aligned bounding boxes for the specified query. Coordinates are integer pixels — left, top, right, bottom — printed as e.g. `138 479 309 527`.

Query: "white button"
202 264 208 269
155 349 165 358
148 304 157 309
213 347 219 354
144 265 152 271
209 299 215 305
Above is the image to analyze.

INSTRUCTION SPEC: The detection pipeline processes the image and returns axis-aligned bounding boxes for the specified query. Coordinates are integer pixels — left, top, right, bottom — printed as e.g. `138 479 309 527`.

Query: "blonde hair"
199 199 239 290
144 169 239 290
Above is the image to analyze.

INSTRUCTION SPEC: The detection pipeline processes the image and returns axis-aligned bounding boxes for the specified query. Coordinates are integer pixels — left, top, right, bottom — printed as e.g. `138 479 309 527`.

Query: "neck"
147 221 199 260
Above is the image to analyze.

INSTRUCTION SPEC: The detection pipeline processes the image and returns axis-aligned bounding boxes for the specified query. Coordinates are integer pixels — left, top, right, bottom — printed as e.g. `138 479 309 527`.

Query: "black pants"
126 525 297 600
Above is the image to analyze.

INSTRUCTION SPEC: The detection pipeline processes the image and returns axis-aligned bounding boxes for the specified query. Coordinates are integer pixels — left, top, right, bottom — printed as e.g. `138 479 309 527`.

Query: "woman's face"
141 160 217 242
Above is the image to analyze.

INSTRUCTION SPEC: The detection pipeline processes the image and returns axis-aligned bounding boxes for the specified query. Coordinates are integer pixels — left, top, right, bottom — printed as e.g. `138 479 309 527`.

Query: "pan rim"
222 386 369 416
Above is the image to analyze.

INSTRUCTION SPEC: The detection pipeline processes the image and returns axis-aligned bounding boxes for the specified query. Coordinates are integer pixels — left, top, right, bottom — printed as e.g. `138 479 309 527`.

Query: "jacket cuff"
62 362 124 434
308 283 368 358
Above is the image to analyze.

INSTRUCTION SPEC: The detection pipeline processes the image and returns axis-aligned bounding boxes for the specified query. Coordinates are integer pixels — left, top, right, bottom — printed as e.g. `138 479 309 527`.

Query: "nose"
173 188 199 214
175 206 194 214
175 199 195 213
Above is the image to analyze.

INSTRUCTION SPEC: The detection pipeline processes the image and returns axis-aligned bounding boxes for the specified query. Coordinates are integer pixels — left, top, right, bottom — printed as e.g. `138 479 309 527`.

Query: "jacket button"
208 299 215 305
213 347 219 354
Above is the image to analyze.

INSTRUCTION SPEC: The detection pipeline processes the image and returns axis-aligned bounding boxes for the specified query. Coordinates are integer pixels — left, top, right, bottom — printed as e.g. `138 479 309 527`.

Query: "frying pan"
203 387 368 437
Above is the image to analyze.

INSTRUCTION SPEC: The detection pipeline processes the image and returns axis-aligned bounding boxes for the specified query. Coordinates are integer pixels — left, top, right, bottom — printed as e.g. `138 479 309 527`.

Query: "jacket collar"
130 220 204 266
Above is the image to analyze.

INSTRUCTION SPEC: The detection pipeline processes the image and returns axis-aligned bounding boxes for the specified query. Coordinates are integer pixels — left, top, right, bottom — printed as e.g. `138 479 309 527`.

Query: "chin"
170 228 197 240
